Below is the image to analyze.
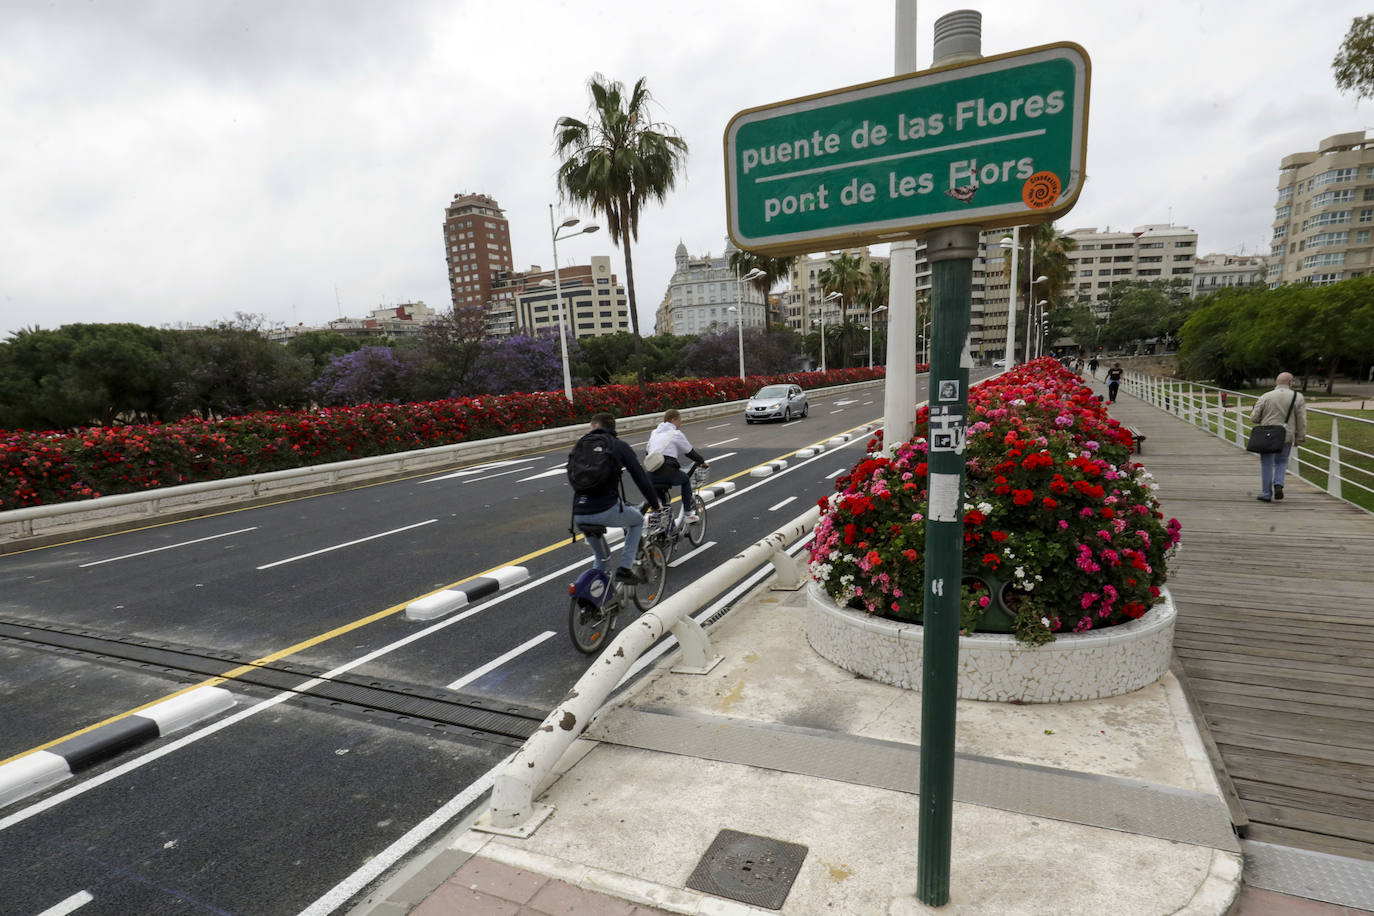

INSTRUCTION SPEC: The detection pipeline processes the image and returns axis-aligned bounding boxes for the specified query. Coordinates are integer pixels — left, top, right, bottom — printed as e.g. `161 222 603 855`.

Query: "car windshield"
754 386 789 399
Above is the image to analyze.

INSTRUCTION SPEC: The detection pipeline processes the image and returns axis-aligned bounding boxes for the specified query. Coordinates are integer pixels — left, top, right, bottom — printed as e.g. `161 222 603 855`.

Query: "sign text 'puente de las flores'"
724 42 1090 256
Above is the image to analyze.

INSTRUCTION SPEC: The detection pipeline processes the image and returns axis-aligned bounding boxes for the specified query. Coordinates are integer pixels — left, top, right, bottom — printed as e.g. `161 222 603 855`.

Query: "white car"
992 359 1008 369
745 384 809 423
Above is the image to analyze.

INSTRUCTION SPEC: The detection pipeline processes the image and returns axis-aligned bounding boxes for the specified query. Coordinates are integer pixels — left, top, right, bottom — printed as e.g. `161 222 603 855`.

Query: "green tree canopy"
1334 15 1374 100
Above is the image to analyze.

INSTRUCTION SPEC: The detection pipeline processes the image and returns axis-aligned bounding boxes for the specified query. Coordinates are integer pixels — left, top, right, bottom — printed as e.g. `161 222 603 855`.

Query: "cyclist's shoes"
684 512 701 525
614 566 645 585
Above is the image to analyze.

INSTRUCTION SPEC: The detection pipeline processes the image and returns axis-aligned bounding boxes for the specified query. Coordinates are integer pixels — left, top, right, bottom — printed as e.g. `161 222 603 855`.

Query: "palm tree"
818 252 870 368
1003 222 1078 360
728 249 795 328
555 74 688 388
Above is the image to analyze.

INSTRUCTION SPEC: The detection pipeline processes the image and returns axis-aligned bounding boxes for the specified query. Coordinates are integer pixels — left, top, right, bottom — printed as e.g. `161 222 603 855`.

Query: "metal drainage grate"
685 828 808 911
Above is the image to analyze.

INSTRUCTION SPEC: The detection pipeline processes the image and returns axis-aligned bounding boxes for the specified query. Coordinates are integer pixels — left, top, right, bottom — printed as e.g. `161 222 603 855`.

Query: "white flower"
1041 617 1051 627
977 501 994 515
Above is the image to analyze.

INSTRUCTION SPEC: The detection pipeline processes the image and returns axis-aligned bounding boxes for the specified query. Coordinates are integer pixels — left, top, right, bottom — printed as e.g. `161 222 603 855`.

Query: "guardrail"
477 504 823 836
1125 371 1374 513
0 379 884 550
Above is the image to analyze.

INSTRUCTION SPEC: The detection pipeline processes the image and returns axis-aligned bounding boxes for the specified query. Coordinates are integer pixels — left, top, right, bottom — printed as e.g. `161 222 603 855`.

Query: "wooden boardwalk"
1098 378 1374 863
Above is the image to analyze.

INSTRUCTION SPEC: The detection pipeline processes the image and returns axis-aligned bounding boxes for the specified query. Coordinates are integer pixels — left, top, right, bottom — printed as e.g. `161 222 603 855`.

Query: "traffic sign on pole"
724 43 1089 256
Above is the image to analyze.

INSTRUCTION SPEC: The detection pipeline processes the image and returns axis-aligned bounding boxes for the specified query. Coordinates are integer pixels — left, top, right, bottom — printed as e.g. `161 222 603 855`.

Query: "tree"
312 346 409 405
405 305 488 399
469 333 573 395
555 74 689 389
727 249 795 326
1334 15 1374 100
166 325 311 417
818 252 870 367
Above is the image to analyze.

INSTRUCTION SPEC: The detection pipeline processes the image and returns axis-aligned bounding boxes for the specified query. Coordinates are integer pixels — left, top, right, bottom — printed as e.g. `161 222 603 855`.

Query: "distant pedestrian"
1089 356 1099 377
1250 372 1307 503
1106 363 1124 403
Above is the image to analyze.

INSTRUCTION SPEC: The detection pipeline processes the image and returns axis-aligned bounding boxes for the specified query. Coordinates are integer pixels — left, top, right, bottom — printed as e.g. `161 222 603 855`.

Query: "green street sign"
724 43 1090 256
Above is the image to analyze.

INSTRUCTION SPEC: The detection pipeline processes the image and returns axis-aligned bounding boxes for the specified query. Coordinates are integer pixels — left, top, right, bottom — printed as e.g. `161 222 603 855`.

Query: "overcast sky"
3 0 1370 341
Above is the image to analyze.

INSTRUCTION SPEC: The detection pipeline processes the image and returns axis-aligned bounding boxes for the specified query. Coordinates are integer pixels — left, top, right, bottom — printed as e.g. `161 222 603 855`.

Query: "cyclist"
569 412 664 585
645 408 709 524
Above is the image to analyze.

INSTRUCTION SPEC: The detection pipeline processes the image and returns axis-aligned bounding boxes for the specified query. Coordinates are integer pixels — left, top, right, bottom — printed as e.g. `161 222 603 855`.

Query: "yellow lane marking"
1 414 882 765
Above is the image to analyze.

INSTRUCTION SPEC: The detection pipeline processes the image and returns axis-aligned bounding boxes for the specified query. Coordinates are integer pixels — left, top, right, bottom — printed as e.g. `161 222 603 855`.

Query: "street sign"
724 43 1090 257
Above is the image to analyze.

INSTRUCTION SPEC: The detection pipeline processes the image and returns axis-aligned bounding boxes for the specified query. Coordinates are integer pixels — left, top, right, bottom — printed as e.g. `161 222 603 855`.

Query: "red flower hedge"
1 367 885 510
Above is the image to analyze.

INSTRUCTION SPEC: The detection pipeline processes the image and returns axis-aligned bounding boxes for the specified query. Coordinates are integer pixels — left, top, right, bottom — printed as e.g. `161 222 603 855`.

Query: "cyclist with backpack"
569 412 664 585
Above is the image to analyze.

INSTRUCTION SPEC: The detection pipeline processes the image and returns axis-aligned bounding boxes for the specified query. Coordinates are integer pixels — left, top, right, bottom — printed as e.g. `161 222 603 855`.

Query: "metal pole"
1005 225 1019 364
548 205 573 402
735 271 746 381
917 9 980 908
821 301 827 373
1025 231 1035 364
868 308 874 369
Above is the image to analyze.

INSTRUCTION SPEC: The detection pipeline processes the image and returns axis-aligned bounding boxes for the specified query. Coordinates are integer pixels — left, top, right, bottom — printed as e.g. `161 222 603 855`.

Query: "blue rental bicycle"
567 520 668 654
641 463 709 562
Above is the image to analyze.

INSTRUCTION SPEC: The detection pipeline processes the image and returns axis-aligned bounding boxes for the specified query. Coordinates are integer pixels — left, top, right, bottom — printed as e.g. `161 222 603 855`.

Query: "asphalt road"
0 379 946 916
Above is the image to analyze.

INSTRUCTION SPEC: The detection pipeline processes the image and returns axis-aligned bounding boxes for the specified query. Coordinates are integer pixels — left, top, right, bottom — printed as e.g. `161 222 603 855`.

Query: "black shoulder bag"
1246 392 1297 454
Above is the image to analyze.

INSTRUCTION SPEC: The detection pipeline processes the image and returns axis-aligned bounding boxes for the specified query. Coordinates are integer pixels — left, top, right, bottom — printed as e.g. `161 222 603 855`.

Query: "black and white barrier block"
698 482 736 503
825 434 853 448
750 460 788 478
795 447 818 458
0 685 235 807
405 566 530 621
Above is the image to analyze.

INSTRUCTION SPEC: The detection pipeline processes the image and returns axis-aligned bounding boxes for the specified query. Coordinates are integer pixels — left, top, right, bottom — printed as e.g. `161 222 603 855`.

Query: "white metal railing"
478 505 822 835
1124 371 1374 513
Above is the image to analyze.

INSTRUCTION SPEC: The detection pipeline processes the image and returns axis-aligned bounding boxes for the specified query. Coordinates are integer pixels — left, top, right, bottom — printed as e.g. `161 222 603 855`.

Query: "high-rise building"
1064 225 1198 319
486 257 630 339
442 193 514 310
662 240 768 336
1268 131 1374 288
1192 254 1265 296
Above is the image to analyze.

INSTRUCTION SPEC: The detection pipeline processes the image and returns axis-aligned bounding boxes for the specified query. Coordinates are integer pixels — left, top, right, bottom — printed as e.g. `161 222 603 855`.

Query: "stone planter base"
804 583 1176 703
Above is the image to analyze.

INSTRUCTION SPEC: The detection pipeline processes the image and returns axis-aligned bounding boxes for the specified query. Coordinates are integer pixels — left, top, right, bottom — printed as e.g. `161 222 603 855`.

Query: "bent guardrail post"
478 505 822 836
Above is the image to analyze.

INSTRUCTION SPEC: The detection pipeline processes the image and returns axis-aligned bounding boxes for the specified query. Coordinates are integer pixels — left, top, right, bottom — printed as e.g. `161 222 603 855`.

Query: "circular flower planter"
804 582 1176 703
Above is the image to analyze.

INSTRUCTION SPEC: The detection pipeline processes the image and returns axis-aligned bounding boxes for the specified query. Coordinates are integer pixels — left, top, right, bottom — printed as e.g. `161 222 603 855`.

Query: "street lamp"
918 317 932 366
822 291 842 372
734 267 766 380
1026 276 1048 362
998 231 1020 365
546 205 599 401
868 304 887 368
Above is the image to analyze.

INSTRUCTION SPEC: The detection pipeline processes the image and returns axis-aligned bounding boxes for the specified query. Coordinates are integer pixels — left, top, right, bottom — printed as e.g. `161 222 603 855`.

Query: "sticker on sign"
724 42 1089 256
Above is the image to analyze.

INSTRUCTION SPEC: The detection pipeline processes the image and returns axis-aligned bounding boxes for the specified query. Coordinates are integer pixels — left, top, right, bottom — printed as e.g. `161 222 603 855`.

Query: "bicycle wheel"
568 596 612 654
687 495 707 546
632 542 668 612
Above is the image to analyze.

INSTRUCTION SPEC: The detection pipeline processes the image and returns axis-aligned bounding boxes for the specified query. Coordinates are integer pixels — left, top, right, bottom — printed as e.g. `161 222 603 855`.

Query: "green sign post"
724 43 1089 256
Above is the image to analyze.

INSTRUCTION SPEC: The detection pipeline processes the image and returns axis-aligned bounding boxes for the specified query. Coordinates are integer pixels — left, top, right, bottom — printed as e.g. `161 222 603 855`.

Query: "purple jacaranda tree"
312 346 409 405
469 331 581 395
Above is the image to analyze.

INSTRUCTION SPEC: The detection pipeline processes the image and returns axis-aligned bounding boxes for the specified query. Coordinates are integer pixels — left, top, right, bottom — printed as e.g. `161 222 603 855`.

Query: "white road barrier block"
406 589 468 621
139 686 236 734
796 448 816 459
750 460 788 478
0 751 71 807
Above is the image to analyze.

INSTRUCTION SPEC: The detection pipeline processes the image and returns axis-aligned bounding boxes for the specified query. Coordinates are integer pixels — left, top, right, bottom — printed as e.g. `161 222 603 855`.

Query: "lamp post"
998 230 1020 365
734 267 766 380
547 205 599 401
822 291 841 372
1025 276 1047 363
868 304 887 368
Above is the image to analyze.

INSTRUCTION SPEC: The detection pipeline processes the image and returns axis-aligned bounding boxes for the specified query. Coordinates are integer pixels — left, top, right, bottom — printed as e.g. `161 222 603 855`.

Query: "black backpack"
567 429 620 495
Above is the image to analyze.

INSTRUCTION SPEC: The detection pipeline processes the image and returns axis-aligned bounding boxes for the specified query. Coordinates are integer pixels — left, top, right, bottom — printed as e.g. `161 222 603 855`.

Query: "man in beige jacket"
1250 372 1307 502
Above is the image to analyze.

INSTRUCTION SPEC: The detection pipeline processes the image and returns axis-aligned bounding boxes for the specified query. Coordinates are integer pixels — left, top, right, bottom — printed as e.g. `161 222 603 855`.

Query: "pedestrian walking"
1249 372 1307 503
1105 363 1124 403
1089 355 1099 377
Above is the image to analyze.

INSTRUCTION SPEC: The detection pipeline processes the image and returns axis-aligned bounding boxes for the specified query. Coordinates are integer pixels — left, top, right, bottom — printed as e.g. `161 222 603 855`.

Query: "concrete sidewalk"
358 574 1243 915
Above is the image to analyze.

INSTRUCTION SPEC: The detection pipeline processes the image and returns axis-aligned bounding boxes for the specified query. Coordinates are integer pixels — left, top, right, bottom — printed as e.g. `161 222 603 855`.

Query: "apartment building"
1064 225 1198 318
1268 131 1374 287
1192 254 1266 296
485 256 630 339
661 240 768 336
443 192 514 310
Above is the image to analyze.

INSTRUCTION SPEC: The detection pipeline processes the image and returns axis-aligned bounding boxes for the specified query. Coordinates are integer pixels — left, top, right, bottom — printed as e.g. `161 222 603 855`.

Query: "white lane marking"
829 409 845 414
422 457 539 482
669 541 716 567
704 437 739 448
79 528 258 568
707 423 731 430
37 891 94 916
834 399 858 406
862 400 874 406
446 631 556 690
256 520 438 570
769 496 798 512
517 467 569 483
827 468 847 479
708 452 737 463
463 468 527 484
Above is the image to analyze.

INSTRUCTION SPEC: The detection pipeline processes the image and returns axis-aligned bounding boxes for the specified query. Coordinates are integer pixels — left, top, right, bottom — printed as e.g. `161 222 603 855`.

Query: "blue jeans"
573 503 645 572
1259 443 1292 498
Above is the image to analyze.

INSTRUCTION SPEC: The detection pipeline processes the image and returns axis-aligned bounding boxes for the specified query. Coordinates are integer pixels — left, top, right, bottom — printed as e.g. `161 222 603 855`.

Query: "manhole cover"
685 828 808 910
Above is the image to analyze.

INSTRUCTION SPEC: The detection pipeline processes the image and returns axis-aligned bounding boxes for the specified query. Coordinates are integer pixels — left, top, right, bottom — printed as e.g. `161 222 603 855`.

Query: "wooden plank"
1176 650 1374 689
1238 798 1374 845
1172 638 1374 670
1222 751 1374 802
1189 681 1374 721
1212 731 1374 768
1233 779 1374 828
1202 707 1374 754
1170 658 1249 834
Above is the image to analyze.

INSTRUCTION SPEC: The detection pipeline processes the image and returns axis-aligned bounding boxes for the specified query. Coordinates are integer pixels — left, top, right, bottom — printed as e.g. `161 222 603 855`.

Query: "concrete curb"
0 685 235 807
404 566 531 621
749 460 788 478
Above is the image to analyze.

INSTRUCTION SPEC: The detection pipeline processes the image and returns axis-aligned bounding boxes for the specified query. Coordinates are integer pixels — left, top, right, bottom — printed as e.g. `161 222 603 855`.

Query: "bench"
1125 426 1146 454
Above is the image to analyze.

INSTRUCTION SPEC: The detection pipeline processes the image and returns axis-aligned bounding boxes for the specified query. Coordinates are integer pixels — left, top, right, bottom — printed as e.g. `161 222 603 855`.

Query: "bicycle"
567 521 668 654
641 463 709 562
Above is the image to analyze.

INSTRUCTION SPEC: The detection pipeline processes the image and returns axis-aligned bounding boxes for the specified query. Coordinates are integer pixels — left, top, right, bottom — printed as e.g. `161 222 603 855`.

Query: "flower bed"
810 359 1181 645
1 367 883 510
